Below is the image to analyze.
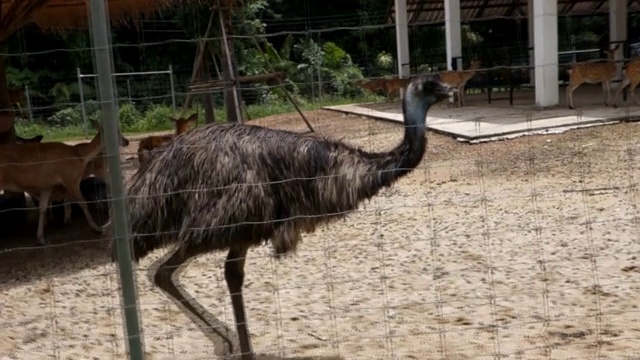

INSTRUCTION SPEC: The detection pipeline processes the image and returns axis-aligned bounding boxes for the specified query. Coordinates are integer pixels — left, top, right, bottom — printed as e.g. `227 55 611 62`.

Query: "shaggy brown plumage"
109 75 451 359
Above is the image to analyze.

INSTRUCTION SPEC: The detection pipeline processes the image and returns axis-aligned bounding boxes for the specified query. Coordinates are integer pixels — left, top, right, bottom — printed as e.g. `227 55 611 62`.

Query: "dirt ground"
2 106 640 360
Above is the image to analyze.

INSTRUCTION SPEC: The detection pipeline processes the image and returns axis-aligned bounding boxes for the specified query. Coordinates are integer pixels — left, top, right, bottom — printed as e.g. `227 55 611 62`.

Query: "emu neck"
365 95 430 190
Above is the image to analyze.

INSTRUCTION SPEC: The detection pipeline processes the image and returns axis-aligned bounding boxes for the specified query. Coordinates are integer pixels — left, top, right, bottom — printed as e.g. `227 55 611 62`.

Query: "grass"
14 95 378 142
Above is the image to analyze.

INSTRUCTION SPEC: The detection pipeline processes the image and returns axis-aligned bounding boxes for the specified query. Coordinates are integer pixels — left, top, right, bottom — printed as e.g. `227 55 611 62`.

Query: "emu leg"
151 242 234 358
152 244 235 357
225 247 254 360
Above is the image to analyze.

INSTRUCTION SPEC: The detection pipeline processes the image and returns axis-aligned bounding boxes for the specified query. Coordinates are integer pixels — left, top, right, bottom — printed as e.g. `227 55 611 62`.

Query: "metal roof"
388 0 640 24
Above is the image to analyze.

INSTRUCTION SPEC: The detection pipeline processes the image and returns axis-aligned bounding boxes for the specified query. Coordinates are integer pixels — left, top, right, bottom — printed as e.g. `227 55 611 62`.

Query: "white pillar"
609 0 627 83
528 0 534 85
533 0 559 108
394 0 410 97
445 0 463 70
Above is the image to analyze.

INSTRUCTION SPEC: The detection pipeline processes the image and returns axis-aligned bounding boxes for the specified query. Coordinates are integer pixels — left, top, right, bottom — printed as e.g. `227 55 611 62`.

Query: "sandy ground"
2 105 640 360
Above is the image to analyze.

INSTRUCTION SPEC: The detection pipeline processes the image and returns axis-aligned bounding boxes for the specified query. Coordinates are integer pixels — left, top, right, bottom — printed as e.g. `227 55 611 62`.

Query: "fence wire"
1 3 640 360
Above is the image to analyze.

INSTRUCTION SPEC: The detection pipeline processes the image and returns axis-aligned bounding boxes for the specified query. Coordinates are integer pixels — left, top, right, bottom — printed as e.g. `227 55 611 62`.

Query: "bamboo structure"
185 0 315 132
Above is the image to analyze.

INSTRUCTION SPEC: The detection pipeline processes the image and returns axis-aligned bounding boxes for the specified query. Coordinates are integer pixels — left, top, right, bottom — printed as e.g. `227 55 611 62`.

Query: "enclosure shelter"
324 0 640 142
387 0 640 108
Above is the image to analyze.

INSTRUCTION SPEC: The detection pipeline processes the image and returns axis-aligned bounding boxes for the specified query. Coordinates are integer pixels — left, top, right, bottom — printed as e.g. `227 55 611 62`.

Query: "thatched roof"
0 0 212 41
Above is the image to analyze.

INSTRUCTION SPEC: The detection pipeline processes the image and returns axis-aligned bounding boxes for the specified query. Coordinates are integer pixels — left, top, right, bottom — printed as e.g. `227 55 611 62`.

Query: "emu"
109 76 452 359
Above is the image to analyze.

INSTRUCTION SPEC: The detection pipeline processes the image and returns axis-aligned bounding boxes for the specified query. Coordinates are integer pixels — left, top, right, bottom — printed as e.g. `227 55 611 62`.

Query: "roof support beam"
394 0 411 98
562 0 579 14
533 0 559 108
610 0 627 83
476 0 492 19
445 0 462 71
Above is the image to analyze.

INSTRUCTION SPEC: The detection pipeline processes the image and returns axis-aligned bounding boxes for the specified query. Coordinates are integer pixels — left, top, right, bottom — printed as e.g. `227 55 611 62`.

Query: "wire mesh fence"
1 1 640 360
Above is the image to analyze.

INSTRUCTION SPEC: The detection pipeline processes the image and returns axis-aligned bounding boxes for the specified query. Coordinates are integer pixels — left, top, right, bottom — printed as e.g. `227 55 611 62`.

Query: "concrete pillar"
528 0 534 85
609 0 627 83
533 0 559 108
445 0 463 70
394 0 410 97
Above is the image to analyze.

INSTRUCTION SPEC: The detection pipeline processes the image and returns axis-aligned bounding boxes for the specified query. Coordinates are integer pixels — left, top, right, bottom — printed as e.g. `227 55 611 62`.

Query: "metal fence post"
24 85 33 122
169 65 176 111
87 1 145 359
77 68 89 137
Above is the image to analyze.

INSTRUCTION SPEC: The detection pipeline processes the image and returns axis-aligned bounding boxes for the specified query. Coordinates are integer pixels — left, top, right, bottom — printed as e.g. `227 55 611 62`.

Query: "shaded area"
0 177 112 290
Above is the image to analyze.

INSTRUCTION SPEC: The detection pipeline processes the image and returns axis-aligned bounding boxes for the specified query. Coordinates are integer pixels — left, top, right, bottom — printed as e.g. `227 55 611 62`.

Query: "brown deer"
566 44 620 109
0 120 128 245
355 77 412 100
612 58 640 107
22 125 130 226
439 58 482 108
137 113 197 168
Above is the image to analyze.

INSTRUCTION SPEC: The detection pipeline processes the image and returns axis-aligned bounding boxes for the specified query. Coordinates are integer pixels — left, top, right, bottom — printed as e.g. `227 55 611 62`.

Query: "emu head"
407 75 454 106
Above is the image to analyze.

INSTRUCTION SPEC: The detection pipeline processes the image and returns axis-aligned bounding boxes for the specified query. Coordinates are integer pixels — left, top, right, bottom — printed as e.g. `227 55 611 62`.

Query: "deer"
439 58 482 108
566 44 620 109
21 125 130 227
355 77 412 100
137 113 197 168
0 120 129 245
612 58 640 107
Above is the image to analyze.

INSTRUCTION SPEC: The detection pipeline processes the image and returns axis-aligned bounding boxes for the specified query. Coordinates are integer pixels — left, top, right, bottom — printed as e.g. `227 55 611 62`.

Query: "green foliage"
49 83 72 106
322 42 349 69
6 67 40 88
46 100 101 127
118 103 142 130
129 104 178 132
375 51 394 69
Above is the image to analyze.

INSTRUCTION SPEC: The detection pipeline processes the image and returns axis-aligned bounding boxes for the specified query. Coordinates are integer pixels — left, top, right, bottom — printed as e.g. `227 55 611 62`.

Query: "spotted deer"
439 59 482 107
566 45 620 109
612 58 640 107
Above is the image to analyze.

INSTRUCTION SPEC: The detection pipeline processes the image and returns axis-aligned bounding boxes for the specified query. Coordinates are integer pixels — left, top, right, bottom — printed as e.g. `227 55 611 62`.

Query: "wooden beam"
475 0 492 19
506 0 522 17
188 72 284 92
561 0 579 14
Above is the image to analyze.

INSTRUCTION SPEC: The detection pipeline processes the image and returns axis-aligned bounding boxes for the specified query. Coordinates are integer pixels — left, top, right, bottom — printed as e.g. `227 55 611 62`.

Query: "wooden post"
218 5 242 124
182 10 215 113
201 48 216 124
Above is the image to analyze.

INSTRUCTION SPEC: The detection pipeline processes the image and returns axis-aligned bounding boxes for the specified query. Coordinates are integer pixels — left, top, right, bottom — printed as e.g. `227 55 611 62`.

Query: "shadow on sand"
0 181 113 290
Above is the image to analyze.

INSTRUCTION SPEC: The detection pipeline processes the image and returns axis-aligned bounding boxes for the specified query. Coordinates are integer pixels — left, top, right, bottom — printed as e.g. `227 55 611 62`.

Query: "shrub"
130 104 177 132
46 100 101 128
118 102 141 131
